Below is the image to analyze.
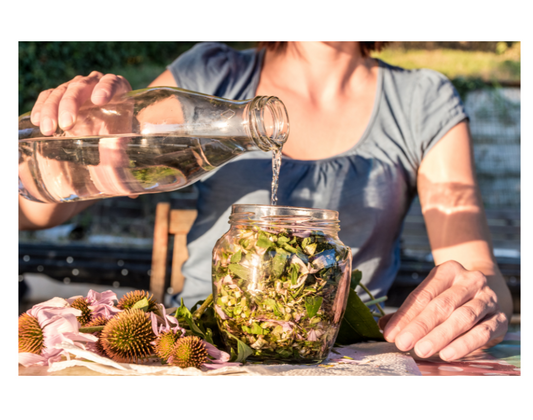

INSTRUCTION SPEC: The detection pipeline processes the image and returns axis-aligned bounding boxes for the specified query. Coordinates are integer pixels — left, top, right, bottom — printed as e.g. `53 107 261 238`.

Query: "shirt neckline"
250 48 384 163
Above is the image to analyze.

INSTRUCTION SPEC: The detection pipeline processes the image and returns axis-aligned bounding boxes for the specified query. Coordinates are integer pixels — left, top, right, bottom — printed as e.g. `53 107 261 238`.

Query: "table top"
19 329 520 377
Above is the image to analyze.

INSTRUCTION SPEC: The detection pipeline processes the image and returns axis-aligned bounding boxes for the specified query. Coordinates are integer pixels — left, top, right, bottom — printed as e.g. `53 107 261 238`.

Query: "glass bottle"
19 87 289 203
212 204 352 364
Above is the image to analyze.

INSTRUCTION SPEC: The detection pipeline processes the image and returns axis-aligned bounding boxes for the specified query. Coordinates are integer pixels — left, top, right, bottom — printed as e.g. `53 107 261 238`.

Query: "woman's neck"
261 42 376 104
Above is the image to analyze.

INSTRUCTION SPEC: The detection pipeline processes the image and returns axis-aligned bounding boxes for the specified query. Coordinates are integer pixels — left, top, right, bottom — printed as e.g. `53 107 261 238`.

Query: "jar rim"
229 204 340 231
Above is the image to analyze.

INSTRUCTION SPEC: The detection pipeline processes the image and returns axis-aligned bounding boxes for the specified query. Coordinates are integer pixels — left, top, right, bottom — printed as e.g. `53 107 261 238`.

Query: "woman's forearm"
19 195 95 231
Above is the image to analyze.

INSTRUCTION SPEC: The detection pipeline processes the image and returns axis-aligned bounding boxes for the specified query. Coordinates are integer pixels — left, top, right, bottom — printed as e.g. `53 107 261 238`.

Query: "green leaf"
304 242 317 256
131 297 150 312
289 264 299 285
264 298 282 317
350 269 362 290
335 288 384 345
256 231 274 249
305 296 323 318
174 299 214 344
226 331 254 363
271 248 290 278
230 250 243 264
229 263 251 281
276 236 290 245
250 322 267 335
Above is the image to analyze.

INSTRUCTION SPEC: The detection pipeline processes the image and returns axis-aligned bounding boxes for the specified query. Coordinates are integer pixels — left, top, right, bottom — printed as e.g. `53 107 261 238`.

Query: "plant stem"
192 294 213 320
79 326 104 333
364 296 388 307
358 283 386 317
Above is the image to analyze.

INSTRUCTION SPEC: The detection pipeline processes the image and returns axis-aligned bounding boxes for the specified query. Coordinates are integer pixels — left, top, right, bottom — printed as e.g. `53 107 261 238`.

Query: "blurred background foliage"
19 41 520 115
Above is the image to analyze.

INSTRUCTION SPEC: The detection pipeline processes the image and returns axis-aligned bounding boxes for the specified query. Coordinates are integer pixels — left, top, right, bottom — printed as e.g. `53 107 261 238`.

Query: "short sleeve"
167 42 263 100
410 69 469 165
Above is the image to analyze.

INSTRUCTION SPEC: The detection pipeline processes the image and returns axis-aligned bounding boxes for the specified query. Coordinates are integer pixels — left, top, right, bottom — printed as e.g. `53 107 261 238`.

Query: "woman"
21 41 512 362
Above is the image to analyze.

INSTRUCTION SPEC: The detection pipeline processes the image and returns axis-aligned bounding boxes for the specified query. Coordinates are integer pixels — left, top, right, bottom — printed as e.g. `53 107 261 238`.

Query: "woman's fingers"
438 311 508 360
382 260 507 361
382 261 466 342
30 88 54 125
37 82 73 135
393 271 486 352
411 291 496 357
30 71 132 136
57 72 104 131
90 74 132 105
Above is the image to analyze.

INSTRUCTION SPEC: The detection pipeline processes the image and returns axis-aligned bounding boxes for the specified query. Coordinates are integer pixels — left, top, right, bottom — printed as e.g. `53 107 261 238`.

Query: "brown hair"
257 41 389 57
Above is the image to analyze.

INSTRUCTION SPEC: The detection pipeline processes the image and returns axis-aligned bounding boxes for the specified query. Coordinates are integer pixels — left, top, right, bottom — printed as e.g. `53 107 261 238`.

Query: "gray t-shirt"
168 42 468 308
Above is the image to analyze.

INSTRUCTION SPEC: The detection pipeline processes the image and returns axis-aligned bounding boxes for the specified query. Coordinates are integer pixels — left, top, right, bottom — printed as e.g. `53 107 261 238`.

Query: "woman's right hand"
30 71 132 136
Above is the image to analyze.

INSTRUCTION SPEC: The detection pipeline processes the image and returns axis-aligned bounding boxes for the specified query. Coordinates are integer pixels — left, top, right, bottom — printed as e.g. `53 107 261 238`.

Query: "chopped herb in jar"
212 226 351 363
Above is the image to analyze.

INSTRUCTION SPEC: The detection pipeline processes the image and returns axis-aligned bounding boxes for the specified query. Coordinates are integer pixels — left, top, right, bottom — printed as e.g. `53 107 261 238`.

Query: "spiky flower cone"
70 297 92 326
85 315 109 356
100 308 156 363
168 336 209 369
154 330 182 363
117 290 158 312
18 313 44 354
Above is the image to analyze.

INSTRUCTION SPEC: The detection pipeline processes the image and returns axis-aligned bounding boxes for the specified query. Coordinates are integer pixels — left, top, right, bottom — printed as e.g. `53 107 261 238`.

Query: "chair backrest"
150 202 197 303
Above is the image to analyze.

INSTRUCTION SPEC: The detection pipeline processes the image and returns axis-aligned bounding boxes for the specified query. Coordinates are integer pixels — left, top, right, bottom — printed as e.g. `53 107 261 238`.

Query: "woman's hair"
257 42 389 57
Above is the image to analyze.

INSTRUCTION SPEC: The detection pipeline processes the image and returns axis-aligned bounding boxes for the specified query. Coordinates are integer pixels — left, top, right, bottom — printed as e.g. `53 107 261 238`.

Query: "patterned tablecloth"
412 330 521 376
19 330 520 376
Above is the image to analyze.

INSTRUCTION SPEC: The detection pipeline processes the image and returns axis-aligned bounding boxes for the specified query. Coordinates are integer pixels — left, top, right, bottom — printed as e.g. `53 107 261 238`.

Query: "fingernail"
440 347 456 361
415 341 433 358
59 113 73 129
396 332 414 350
32 112 40 124
41 117 52 134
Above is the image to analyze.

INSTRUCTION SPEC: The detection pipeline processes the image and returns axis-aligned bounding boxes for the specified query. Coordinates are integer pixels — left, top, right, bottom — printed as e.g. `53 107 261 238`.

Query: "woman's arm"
379 120 512 360
417 120 512 318
19 196 96 231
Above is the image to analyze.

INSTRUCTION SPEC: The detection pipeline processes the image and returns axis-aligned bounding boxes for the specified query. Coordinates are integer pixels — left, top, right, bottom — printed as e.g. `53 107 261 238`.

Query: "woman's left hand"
377 260 508 361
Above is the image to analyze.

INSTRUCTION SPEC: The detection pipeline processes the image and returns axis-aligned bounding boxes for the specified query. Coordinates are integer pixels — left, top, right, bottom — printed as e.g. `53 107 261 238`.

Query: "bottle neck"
245 96 290 151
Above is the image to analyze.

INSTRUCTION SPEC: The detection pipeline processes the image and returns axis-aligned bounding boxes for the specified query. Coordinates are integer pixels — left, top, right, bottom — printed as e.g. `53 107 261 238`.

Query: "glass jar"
212 204 352 364
19 87 289 203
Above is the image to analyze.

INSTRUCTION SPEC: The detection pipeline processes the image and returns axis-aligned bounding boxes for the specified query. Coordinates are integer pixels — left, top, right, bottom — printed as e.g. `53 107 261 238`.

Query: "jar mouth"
229 204 340 231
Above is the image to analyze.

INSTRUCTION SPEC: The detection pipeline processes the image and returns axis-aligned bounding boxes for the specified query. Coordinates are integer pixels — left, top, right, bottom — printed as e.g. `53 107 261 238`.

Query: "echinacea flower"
149 304 239 370
167 336 209 368
18 297 98 367
67 290 121 324
117 290 158 312
100 308 156 363
150 304 187 363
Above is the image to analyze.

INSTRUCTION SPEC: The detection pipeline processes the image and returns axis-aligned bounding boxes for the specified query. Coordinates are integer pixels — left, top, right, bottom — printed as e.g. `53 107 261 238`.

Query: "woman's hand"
30 71 132 136
378 260 508 360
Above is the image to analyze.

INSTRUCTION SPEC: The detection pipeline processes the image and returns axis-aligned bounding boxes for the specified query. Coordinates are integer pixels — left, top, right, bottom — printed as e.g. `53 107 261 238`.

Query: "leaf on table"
175 299 214 344
335 288 384 345
226 331 254 363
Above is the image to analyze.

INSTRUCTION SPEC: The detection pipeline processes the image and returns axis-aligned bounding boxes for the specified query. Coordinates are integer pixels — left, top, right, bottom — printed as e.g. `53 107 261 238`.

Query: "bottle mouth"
229 204 340 232
247 96 290 151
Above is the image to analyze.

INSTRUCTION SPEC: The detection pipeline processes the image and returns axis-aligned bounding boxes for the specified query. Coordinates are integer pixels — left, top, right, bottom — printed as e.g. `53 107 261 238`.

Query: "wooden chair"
149 203 197 303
